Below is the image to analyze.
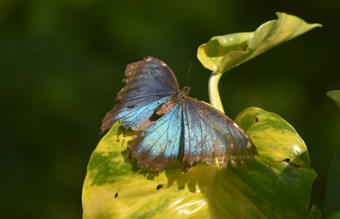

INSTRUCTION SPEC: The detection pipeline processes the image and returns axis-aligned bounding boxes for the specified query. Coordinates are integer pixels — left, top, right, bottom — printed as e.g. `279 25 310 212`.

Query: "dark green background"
1 0 339 218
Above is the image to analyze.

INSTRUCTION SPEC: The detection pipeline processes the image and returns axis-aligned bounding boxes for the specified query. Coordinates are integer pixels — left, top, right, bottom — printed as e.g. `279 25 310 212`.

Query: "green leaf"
324 149 340 219
327 90 340 109
235 107 310 167
82 108 317 218
197 12 321 74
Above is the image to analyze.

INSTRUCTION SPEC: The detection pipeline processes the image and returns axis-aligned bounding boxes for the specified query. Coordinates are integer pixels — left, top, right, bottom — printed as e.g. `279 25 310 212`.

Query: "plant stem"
208 71 224 114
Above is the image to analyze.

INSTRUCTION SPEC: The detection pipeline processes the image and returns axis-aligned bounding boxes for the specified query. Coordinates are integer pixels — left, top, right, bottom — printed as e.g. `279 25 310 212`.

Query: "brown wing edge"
100 58 146 133
128 140 177 172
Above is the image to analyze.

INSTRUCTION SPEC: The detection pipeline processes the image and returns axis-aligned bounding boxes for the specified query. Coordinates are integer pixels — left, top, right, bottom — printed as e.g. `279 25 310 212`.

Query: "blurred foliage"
324 149 340 218
327 90 340 109
1 0 340 218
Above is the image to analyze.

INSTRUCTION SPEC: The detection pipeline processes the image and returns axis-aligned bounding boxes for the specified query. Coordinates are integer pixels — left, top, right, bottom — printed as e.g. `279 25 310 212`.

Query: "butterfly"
101 57 257 171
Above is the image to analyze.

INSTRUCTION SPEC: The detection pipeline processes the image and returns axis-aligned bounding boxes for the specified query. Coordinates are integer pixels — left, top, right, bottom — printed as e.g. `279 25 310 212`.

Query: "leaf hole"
156 184 163 190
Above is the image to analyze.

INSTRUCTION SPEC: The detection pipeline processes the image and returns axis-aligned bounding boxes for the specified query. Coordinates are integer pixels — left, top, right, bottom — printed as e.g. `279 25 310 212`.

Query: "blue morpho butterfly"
101 57 257 171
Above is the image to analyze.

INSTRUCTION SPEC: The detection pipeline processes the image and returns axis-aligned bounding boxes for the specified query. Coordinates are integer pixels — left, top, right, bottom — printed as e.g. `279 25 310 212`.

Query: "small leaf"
324 149 340 218
197 32 253 72
197 12 321 74
235 107 310 167
82 107 317 218
327 90 340 109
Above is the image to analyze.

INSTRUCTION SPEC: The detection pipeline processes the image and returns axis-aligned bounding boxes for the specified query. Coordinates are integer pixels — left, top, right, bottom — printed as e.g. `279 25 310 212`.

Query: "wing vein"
186 100 226 137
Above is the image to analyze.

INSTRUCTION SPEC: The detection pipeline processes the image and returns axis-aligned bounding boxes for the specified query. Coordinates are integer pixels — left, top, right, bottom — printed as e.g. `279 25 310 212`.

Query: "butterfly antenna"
186 61 193 85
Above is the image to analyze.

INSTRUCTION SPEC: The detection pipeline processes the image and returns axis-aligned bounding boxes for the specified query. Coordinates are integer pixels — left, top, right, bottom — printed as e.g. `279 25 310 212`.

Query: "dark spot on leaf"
255 117 260 123
243 44 249 51
114 192 118 198
283 158 290 163
156 184 163 190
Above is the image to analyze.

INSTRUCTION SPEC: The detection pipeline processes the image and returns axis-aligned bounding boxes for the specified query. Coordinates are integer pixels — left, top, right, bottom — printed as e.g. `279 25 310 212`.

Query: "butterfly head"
181 86 191 95
174 86 190 101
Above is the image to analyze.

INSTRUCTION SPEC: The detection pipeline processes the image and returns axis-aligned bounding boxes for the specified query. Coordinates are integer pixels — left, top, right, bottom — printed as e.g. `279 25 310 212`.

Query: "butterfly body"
102 57 257 171
154 87 190 116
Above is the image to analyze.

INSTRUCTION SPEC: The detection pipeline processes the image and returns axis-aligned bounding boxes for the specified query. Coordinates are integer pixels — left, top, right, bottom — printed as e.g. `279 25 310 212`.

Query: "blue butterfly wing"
183 97 257 168
128 103 185 171
129 96 257 171
101 57 179 132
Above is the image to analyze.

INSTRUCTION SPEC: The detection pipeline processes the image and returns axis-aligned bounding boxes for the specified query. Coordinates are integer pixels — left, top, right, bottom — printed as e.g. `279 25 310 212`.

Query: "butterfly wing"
182 97 257 168
101 57 179 132
128 104 184 171
129 96 257 171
